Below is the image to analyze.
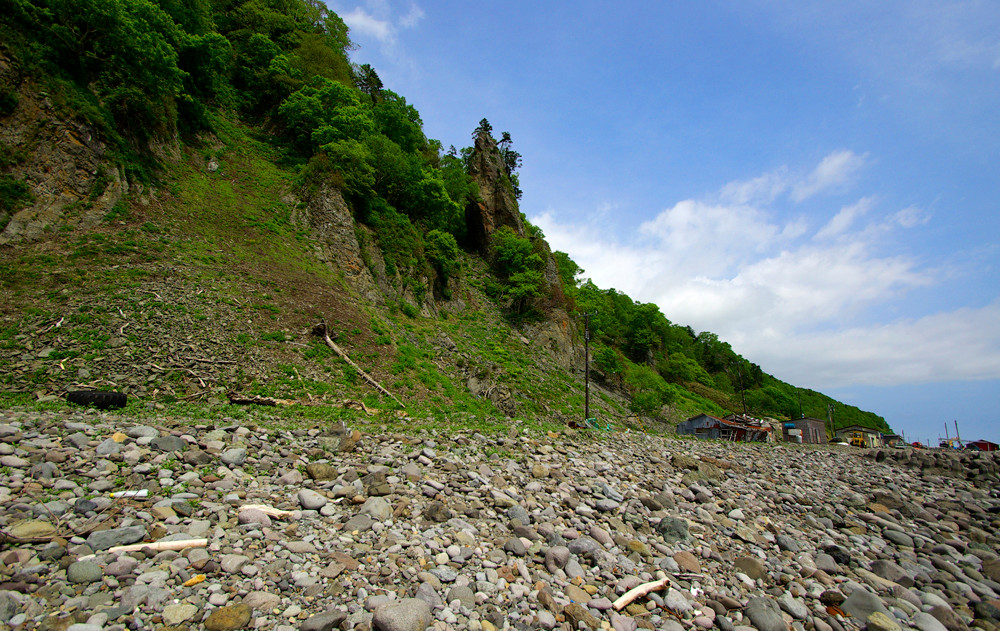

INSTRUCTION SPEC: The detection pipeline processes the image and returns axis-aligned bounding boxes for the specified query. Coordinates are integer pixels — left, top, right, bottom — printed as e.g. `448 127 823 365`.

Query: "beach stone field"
0 408 998 631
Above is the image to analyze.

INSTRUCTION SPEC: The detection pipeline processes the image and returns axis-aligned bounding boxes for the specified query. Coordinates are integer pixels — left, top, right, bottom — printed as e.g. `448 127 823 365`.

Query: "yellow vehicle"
847 431 868 448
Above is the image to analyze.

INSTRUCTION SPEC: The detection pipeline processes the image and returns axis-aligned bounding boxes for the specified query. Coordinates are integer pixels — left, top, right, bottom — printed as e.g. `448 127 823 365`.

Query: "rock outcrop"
464 130 525 251
0 52 126 244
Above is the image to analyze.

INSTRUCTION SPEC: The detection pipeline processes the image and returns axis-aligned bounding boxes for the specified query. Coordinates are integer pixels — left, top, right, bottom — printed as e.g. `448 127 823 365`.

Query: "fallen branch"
227 392 295 406
80 538 208 560
110 538 207 554
315 321 405 409
240 504 295 519
613 576 671 611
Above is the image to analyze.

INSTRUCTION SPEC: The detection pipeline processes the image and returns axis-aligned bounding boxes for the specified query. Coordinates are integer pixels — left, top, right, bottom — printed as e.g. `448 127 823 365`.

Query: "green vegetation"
0 0 888 436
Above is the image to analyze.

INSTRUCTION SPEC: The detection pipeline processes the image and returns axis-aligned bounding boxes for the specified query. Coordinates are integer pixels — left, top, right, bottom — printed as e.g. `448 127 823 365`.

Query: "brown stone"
305 463 337 481
674 550 702 573
203 603 252 631
563 603 598 630
734 556 767 580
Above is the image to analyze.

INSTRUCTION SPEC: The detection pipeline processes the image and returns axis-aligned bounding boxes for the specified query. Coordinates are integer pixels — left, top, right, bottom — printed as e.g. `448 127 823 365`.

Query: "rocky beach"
0 406 998 631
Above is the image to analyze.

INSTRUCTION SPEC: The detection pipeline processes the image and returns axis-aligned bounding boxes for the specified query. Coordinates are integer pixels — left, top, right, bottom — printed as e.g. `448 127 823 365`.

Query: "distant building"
968 439 998 452
677 413 771 442
833 425 884 448
782 417 827 444
880 433 903 447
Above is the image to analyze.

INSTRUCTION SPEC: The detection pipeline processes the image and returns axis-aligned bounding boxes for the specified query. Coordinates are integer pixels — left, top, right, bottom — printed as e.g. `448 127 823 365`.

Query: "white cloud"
714 149 867 208
718 167 789 205
338 2 424 55
342 8 393 42
754 302 1000 388
399 3 425 28
816 196 874 239
792 149 867 201
529 153 995 391
892 206 931 228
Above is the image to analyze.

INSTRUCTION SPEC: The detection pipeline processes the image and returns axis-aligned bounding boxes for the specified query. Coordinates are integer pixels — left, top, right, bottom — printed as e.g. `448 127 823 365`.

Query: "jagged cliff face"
464 131 525 251
0 52 127 244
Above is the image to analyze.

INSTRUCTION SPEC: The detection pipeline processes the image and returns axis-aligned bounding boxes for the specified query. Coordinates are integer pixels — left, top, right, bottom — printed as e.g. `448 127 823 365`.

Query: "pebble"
0 408 995 631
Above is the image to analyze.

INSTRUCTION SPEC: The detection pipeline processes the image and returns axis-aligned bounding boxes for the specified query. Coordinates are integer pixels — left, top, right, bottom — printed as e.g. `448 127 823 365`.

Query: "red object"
969 440 998 452
911 441 924 449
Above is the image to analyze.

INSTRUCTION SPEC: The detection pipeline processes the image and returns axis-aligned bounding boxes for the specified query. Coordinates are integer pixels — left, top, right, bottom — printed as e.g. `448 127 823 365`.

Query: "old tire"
65 390 127 410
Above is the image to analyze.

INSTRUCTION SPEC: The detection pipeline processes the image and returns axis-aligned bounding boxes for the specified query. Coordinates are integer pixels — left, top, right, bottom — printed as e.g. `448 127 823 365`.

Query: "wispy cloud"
816 196 874 239
342 8 393 42
714 149 867 206
338 1 424 57
791 149 867 201
530 151 995 390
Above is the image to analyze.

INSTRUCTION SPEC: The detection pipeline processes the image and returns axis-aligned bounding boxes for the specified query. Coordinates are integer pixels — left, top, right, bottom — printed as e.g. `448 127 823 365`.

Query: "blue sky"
326 0 1000 444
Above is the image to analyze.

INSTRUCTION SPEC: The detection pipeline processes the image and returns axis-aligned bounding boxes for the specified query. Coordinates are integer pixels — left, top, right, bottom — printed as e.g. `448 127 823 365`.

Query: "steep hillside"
0 0 888 436
0 114 633 430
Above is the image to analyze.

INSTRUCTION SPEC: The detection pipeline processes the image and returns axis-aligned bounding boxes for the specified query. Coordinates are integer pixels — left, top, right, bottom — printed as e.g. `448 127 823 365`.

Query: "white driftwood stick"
612 577 671 611
240 504 295 518
319 323 405 408
107 538 207 555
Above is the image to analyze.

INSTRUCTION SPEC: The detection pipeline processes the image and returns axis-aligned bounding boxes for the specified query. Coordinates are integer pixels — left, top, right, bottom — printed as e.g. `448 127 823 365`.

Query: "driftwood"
240 504 295 519
78 538 208 561
612 576 671 611
227 392 296 406
314 321 405 409
107 538 207 555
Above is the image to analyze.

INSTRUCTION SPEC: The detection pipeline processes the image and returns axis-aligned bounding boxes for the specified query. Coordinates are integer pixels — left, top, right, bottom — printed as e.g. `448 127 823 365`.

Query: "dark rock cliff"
464 130 525 251
0 51 127 244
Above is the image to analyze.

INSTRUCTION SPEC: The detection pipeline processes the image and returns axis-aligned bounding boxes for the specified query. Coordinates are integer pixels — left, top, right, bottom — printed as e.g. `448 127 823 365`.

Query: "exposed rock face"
0 52 126 244
523 308 579 370
293 184 383 304
465 131 525 251
296 184 448 317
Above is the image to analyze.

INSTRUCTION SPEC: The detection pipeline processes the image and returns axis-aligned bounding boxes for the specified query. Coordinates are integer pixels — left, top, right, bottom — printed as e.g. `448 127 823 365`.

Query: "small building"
782 417 827 444
677 414 771 442
968 439 998 452
833 425 884 448
881 433 904 447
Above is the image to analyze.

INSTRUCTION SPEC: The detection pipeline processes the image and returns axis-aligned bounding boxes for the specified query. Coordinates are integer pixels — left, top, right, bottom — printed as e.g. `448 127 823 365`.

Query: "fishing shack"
677 414 772 442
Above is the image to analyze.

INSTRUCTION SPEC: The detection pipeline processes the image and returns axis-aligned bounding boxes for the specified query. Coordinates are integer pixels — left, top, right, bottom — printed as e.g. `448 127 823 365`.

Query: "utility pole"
584 313 590 422
729 361 748 417
827 403 835 438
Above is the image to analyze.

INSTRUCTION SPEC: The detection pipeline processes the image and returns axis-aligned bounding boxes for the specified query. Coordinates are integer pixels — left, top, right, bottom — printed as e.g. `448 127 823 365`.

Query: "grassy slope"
0 116 640 435
0 115 884 438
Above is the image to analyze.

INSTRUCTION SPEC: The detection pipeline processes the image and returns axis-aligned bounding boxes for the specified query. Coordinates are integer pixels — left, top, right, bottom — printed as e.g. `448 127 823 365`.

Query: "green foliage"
399 300 418 318
489 226 545 317
0 89 18 116
373 91 424 154
593 344 623 377
316 139 374 202
277 77 372 153
366 199 424 278
425 228 460 297
354 63 382 102
553 250 581 298
657 352 713 386
625 363 675 416
0 175 33 219
497 130 523 199
9 0 187 138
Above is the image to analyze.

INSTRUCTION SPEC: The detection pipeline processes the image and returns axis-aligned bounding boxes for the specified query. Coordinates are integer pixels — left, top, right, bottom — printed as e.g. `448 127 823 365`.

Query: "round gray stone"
745 596 786 631
67 560 103 584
